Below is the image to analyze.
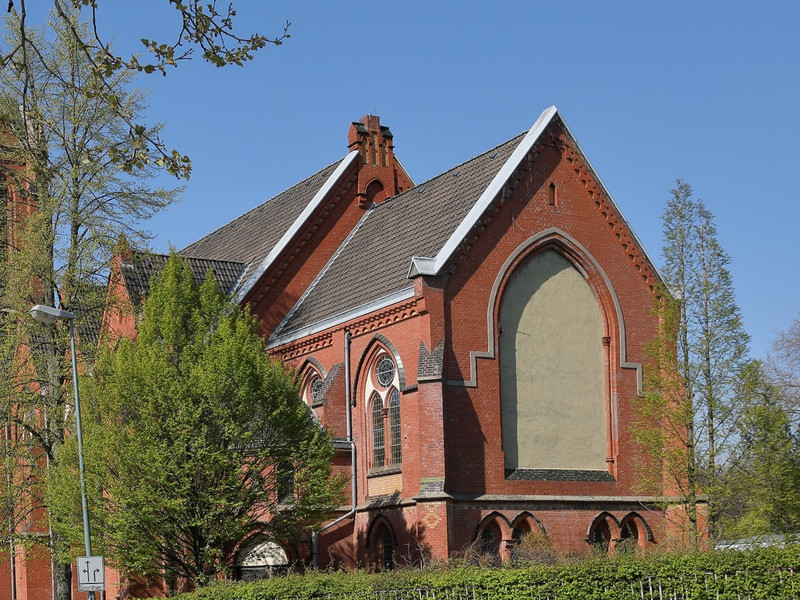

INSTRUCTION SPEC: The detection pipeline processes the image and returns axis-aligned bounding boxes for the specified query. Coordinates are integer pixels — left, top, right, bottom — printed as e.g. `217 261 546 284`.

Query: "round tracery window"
375 356 395 388
310 376 324 404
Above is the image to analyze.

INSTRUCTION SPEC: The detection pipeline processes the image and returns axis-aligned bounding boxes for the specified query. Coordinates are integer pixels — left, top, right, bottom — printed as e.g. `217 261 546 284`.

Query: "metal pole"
4 423 16 600
68 318 95 600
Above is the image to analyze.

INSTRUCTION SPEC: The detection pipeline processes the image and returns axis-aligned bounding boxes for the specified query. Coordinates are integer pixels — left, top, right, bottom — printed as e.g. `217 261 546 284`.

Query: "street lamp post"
30 305 96 600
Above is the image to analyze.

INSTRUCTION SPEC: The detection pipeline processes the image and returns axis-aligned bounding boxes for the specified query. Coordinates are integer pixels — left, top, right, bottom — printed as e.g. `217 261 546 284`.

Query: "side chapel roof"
119 251 246 306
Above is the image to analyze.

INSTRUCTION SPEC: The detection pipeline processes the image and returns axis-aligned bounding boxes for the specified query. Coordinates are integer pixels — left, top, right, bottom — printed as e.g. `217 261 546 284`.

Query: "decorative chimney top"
348 115 393 167
347 115 412 208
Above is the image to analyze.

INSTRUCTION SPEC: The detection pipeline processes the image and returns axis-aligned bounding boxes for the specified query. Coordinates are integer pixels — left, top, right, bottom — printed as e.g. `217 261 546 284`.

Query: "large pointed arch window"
499 249 608 475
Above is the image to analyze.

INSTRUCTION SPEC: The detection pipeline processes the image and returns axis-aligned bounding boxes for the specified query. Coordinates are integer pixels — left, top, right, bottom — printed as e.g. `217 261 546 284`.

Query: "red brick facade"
265 110 672 568
3 108 682 598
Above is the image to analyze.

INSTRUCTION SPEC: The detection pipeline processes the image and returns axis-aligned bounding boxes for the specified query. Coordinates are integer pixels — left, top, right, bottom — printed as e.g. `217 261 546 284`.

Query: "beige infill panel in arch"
500 249 607 471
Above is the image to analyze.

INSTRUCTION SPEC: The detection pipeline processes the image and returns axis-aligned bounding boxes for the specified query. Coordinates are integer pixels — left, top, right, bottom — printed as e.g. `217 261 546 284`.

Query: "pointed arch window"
368 352 402 471
389 389 401 465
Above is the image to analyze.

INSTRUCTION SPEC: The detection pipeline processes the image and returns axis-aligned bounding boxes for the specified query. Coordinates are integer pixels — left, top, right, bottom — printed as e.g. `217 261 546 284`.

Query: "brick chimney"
348 115 413 208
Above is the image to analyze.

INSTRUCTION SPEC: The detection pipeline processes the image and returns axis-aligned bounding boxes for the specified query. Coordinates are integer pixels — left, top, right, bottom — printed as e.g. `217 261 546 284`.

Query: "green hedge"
176 546 800 600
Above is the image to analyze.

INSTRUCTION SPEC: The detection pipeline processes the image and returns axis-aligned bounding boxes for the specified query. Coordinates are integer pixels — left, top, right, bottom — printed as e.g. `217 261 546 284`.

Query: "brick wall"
285 118 671 566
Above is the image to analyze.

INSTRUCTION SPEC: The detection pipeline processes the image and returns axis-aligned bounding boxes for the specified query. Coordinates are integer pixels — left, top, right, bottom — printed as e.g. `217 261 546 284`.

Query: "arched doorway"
235 537 290 580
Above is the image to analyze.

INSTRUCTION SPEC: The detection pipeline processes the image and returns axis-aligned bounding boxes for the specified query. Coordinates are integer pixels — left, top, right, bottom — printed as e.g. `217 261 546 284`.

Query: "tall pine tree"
635 180 750 545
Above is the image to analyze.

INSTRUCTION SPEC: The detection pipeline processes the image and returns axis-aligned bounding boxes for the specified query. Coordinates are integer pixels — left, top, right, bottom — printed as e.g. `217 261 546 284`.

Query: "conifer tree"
634 180 750 545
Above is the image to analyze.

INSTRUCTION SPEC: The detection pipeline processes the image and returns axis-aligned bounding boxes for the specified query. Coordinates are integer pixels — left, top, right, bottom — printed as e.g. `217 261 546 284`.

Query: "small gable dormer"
348 115 413 208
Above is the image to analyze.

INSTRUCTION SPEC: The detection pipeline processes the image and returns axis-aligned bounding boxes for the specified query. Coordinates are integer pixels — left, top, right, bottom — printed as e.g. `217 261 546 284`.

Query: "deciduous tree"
767 316 800 420
0 8 179 599
48 255 342 590
4 1 290 177
717 361 800 538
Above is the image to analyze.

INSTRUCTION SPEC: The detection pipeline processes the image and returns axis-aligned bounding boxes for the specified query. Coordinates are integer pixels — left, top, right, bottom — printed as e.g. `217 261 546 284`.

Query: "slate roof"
180 159 347 292
120 251 246 306
26 289 105 359
73 293 106 349
269 133 525 344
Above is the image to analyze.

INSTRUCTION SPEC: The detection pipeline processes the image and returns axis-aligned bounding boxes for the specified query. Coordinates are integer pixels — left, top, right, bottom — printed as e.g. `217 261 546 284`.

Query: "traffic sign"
77 556 105 592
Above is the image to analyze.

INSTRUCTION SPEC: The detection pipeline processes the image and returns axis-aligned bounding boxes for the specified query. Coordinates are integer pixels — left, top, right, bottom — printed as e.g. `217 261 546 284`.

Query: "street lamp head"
30 304 75 325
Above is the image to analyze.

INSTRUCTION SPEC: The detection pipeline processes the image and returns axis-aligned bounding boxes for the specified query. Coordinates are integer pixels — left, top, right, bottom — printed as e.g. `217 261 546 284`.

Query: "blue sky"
35 1 800 359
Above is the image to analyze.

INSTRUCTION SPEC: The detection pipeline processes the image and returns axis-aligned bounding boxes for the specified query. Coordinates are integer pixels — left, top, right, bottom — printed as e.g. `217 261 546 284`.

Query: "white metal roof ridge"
425 105 559 276
267 286 416 349
234 150 359 303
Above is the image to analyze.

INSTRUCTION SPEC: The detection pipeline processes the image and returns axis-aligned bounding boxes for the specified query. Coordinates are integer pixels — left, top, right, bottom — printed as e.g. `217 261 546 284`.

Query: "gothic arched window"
367 353 401 470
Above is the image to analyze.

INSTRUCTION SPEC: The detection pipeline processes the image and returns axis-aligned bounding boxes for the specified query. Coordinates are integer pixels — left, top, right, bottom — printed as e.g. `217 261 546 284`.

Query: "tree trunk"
54 560 71 600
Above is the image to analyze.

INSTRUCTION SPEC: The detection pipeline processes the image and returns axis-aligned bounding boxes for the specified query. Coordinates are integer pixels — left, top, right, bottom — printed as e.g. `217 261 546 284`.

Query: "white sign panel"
77 555 105 592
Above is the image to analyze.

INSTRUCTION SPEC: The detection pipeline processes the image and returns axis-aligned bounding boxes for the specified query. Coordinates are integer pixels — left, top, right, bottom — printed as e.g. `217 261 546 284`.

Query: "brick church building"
6 106 679 596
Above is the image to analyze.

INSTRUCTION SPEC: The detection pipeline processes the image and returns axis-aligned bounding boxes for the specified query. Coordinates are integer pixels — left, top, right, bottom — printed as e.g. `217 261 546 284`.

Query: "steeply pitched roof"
180 155 356 299
73 290 107 349
268 133 525 345
166 105 661 349
120 251 246 306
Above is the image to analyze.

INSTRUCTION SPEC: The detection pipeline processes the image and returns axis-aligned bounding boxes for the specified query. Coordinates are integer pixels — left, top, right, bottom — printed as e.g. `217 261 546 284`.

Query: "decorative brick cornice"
346 298 419 338
559 137 659 295
274 331 334 361
272 299 419 362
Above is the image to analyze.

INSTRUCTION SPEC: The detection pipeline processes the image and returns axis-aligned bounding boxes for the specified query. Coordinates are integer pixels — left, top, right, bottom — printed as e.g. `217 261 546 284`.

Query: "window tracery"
367 351 401 470
302 369 325 407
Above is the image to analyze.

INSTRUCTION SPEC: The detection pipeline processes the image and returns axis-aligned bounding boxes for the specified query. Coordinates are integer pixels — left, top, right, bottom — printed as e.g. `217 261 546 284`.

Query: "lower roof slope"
180 159 346 293
120 251 246 306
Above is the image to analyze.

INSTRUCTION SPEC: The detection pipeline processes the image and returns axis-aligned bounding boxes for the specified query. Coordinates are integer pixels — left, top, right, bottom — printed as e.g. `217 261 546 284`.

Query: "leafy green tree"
4 1 290 177
633 180 750 546
0 8 179 599
48 255 342 590
718 361 800 538
0 4 288 597
767 316 800 421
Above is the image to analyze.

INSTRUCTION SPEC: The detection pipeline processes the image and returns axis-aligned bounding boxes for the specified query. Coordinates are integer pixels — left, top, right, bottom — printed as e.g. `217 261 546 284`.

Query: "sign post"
77 556 105 593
